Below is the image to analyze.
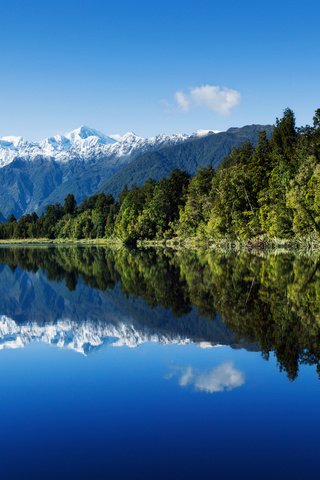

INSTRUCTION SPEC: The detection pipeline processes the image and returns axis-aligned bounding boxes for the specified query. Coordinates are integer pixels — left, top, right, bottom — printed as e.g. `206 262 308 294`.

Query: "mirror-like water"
0 247 319 479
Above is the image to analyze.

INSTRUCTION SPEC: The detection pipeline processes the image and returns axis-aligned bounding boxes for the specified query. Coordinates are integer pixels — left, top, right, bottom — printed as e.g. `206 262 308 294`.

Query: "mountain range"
0 124 273 218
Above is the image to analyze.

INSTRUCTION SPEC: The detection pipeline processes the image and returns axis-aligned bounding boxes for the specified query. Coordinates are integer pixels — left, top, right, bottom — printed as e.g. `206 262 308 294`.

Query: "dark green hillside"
101 125 273 197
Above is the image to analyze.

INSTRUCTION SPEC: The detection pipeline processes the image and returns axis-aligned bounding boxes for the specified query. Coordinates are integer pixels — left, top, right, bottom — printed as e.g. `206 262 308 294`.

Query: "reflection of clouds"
168 362 245 394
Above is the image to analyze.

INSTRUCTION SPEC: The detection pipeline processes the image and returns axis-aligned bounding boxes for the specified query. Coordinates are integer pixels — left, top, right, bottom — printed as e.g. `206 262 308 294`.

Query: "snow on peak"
65 126 116 145
109 131 143 142
0 135 24 147
0 315 222 355
0 126 191 168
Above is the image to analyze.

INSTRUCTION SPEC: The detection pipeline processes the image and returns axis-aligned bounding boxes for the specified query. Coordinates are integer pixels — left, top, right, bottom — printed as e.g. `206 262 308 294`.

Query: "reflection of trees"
0 247 119 291
113 249 191 316
0 246 319 379
177 251 320 381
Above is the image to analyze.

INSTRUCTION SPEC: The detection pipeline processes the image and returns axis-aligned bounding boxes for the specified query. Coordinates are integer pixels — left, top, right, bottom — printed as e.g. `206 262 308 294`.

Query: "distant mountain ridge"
0 125 189 167
101 124 274 197
0 124 273 218
0 315 223 355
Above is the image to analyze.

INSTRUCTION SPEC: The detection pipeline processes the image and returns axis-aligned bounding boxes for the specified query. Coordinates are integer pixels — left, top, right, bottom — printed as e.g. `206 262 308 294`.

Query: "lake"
0 246 319 479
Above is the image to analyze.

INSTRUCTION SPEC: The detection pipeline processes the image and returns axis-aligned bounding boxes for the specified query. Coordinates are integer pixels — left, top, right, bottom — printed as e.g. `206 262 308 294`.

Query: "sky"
0 0 319 140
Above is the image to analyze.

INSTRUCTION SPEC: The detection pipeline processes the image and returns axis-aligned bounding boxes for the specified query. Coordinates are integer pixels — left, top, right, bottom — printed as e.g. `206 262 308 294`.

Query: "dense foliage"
0 108 319 242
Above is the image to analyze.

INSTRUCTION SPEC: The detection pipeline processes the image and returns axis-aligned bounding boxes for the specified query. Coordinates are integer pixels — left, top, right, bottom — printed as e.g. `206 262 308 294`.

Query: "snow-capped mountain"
0 315 218 355
0 123 273 218
0 125 190 167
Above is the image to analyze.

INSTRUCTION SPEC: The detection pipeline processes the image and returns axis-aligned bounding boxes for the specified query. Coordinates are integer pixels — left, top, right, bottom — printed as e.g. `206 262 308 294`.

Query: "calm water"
0 247 319 479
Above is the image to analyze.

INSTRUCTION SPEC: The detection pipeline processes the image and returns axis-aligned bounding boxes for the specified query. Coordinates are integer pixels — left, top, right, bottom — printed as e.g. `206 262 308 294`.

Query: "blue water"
0 247 319 479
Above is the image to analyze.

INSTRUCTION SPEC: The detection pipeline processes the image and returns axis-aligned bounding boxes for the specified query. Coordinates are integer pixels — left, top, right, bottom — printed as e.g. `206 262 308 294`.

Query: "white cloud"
168 362 245 394
173 84 240 115
175 91 190 111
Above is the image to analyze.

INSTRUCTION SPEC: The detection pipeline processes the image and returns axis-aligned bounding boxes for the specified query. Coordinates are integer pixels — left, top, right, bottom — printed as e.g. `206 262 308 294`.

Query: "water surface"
0 247 319 479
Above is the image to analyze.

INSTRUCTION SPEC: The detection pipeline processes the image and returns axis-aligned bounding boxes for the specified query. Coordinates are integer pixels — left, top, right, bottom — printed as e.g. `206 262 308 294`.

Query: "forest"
0 108 319 244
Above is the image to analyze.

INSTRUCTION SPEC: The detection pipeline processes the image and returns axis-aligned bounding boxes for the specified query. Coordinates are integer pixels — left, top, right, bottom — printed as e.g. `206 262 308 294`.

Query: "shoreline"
138 236 320 255
0 238 121 247
0 235 319 253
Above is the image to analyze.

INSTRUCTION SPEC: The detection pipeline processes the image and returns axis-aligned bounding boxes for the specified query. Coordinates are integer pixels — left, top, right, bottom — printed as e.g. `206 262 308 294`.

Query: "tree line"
0 107 319 243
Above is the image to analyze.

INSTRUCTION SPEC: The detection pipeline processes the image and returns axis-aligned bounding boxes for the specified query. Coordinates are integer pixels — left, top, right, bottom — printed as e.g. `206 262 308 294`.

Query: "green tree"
271 108 297 162
287 157 320 234
177 166 215 236
64 194 77 215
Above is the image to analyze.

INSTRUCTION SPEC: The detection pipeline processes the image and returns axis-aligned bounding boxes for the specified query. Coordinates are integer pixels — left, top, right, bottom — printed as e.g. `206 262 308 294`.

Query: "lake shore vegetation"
1 108 319 250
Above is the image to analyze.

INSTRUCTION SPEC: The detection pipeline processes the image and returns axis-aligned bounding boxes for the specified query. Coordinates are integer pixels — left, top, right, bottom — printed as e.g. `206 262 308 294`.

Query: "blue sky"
0 0 319 139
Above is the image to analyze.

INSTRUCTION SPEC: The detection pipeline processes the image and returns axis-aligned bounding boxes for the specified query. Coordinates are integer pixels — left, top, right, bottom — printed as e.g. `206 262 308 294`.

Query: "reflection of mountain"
0 246 319 380
0 262 249 354
0 316 226 355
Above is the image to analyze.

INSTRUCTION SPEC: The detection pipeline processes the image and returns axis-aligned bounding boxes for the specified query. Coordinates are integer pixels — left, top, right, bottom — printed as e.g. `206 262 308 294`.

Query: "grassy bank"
0 234 319 253
0 237 122 247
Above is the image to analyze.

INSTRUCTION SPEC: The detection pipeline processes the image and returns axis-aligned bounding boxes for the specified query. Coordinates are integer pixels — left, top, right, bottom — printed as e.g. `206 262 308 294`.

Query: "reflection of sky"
0 342 319 478
167 362 245 393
